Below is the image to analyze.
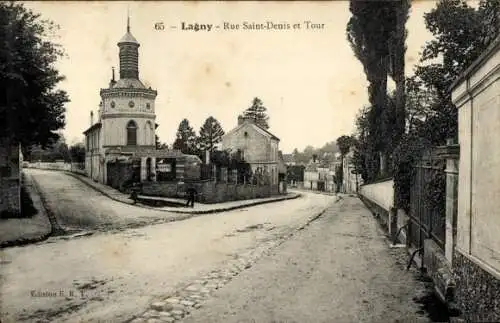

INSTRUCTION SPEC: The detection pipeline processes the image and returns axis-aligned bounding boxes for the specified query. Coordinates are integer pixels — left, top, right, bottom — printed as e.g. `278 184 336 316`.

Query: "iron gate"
407 149 446 252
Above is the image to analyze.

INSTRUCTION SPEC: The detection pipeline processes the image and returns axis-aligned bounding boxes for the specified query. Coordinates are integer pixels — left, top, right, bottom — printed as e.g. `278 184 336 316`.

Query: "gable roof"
223 121 280 141
83 122 102 135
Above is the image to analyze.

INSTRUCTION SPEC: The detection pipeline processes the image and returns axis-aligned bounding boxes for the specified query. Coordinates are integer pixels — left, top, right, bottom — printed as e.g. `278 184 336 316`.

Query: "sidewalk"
66 171 301 214
0 173 52 248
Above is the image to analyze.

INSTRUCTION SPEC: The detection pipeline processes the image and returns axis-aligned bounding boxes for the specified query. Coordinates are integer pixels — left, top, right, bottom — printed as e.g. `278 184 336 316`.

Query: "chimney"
238 115 244 125
90 111 94 126
109 67 117 88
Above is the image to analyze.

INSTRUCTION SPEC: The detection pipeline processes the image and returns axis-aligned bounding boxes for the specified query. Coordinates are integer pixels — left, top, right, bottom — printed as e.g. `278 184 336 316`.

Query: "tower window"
127 120 137 146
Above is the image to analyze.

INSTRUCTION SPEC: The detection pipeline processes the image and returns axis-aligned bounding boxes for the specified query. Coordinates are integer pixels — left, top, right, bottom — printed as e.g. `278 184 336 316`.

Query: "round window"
129 100 135 108
110 101 116 108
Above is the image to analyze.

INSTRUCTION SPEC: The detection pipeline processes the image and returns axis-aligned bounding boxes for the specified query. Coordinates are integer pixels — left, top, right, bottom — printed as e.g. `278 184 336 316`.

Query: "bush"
392 134 430 213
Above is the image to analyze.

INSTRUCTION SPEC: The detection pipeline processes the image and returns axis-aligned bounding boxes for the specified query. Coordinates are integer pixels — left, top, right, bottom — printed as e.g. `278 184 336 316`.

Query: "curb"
64 171 136 205
0 173 55 249
166 193 301 215
65 170 301 214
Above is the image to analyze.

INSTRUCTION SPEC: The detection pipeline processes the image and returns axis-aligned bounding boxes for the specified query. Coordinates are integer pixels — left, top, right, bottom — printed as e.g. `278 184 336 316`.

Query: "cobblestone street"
0 177 334 323
145 197 438 323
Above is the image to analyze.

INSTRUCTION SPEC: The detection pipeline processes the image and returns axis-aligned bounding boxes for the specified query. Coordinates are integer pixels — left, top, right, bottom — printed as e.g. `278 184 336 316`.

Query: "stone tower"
99 16 158 150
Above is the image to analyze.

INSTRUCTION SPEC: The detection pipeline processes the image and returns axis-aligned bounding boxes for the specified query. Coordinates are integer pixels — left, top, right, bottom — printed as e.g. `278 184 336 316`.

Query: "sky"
24 1 437 153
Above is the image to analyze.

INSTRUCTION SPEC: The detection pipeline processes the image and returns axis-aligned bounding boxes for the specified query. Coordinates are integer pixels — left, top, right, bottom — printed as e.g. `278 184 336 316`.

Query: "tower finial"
127 6 130 33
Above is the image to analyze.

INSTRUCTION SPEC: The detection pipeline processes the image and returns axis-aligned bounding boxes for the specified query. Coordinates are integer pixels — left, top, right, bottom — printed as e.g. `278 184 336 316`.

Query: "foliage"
392 0 499 209
198 116 225 152
69 142 85 163
172 119 198 155
27 135 71 162
210 148 253 183
286 165 305 182
346 0 410 177
336 135 354 156
425 166 446 216
336 134 355 192
242 97 269 129
0 2 69 147
334 164 343 192
155 135 168 149
392 134 430 212
351 105 380 183
410 0 499 145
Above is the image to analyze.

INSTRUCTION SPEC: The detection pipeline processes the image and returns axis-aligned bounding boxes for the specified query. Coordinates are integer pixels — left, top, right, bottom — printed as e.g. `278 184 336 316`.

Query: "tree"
336 135 354 192
0 2 69 148
198 116 225 152
69 142 85 163
53 135 70 162
389 0 411 149
172 119 197 155
155 135 168 149
242 97 269 129
391 0 499 210
346 0 410 177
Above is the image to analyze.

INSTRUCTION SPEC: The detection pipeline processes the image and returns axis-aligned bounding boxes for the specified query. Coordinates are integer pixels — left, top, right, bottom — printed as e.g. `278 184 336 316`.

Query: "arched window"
127 120 137 146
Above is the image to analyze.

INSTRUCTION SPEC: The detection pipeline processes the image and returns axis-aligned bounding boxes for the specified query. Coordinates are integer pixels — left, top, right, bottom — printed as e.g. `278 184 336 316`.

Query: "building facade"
84 18 164 185
220 116 281 186
450 35 500 322
342 150 362 194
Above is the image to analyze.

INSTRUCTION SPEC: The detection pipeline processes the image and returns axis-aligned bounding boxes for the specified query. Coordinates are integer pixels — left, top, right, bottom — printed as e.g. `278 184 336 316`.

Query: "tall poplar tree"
172 119 197 155
198 116 225 152
242 97 270 129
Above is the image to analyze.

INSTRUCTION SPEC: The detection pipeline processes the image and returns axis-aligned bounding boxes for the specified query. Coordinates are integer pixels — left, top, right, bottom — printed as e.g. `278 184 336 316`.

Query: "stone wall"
27 161 71 171
453 37 500 273
141 180 279 204
358 179 394 211
450 36 500 320
453 250 500 322
0 143 21 216
423 239 456 304
141 181 179 197
27 162 87 175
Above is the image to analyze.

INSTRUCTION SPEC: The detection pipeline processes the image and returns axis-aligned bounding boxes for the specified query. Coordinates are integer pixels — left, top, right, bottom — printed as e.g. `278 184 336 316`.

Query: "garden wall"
141 180 280 204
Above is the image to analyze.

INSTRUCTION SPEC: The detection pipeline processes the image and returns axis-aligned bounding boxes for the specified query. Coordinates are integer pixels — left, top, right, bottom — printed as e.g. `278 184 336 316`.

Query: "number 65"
154 22 165 30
